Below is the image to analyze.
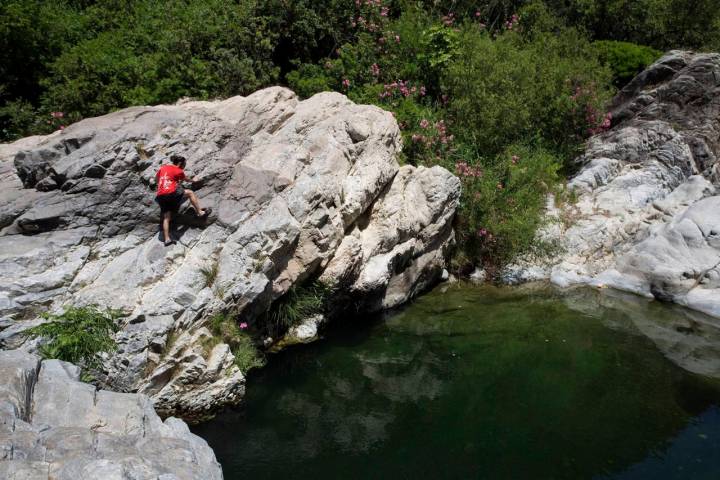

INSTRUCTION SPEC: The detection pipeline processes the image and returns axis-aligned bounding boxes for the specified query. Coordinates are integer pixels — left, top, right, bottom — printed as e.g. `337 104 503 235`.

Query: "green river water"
192 284 720 479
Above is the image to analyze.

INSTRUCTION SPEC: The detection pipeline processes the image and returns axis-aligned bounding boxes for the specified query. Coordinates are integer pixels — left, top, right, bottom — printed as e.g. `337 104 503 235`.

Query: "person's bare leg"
184 189 205 216
162 211 172 243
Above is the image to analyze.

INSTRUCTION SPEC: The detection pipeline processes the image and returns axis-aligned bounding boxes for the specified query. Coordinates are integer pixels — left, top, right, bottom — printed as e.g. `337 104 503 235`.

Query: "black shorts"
155 186 185 214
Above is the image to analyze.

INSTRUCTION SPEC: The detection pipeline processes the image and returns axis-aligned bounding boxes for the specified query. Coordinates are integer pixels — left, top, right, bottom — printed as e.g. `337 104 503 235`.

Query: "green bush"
31 0 277 134
442 17 614 161
593 40 662 87
286 63 332 99
208 313 265 372
24 306 122 371
0 99 46 140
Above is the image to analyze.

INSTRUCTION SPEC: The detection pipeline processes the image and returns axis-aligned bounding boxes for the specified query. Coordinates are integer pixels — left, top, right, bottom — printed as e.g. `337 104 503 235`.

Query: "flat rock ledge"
505 51 720 318
0 87 461 419
0 350 222 480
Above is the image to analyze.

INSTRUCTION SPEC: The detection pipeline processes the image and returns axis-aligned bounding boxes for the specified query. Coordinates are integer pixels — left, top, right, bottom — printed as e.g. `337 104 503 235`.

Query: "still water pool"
193 284 720 479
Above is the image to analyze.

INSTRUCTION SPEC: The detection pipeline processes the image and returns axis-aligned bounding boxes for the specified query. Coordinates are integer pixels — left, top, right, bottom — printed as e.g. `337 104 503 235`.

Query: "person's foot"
197 207 212 218
164 239 177 247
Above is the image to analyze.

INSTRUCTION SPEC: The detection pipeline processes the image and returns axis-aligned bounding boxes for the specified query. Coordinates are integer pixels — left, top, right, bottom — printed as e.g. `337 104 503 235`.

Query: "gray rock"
0 87 461 417
508 51 720 318
0 350 222 480
270 314 327 352
468 268 487 284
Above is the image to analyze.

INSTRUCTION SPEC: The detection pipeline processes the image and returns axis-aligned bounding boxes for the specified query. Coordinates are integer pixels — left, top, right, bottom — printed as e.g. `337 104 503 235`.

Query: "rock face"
0 350 221 480
0 87 461 418
506 51 720 318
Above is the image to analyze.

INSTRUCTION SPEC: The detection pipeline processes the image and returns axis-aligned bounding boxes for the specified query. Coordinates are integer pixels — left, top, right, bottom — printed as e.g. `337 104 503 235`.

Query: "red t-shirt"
156 164 186 196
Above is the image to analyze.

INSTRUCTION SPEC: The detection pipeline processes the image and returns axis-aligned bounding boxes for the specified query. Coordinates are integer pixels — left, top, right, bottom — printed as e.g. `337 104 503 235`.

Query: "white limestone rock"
0 350 222 480
0 87 460 418
507 51 720 318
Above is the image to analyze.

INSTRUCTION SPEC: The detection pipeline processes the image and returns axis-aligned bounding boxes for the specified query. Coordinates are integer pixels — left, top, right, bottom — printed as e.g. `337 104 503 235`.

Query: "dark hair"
170 154 186 166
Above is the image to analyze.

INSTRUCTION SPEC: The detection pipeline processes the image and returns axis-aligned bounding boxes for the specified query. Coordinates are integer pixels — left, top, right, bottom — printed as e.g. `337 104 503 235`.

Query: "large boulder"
506 51 720 318
0 350 222 480
0 88 461 419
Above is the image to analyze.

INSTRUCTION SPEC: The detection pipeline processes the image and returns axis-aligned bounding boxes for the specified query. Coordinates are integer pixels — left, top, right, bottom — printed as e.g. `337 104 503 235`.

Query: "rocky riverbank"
0 350 221 479
506 51 720 318
0 88 460 419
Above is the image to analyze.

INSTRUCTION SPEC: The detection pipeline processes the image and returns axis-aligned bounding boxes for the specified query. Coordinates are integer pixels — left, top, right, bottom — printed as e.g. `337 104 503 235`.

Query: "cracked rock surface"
0 87 460 419
506 51 720 318
0 350 221 480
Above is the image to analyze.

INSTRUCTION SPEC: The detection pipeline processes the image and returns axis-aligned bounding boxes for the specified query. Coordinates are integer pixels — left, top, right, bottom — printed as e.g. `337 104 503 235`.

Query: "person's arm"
180 168 203 187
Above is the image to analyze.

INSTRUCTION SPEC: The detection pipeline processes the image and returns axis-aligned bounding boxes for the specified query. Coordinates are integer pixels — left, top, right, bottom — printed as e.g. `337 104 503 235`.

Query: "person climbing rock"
155 154 210 246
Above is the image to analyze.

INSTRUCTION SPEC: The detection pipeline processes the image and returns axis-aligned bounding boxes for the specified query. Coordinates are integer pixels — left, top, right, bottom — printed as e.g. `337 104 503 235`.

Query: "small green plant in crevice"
262 280 335 336
207 313 264 372
199 261 219 288
24 306 123 372
212 282 228 300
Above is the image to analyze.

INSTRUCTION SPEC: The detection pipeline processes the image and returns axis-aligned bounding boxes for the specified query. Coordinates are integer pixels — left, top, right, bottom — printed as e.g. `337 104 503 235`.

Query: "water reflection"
560 287 720 378
193 284 720 480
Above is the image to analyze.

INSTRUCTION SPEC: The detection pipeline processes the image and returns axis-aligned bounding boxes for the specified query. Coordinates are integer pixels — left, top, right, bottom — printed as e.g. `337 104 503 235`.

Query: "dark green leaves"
24 305 123 371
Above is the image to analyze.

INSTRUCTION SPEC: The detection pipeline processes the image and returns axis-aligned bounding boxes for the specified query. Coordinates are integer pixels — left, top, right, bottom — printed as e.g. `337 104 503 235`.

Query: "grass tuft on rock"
263 280 335 335
200 261 219 288
208 313 265 372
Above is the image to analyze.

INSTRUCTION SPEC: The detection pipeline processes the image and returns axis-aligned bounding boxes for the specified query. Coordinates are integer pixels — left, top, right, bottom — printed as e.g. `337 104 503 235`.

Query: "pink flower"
455 162 482 178
59 125 65 130
419 119 430 129
239 322 248 330
342 79 351 88
394 35 400 43
511 155 519 164
380 6 388 16
419 86 426 96
475 10 481 17
371 63 380 76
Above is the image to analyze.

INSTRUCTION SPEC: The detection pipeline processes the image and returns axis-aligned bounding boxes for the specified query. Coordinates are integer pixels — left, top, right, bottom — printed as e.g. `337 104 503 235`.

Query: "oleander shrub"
442 15 614 162
451 144 562 271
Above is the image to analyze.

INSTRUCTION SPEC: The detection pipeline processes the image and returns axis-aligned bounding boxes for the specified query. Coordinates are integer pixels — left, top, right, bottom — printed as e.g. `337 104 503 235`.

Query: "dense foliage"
2 0 716 271
593 41 663 87
24 306 122 372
